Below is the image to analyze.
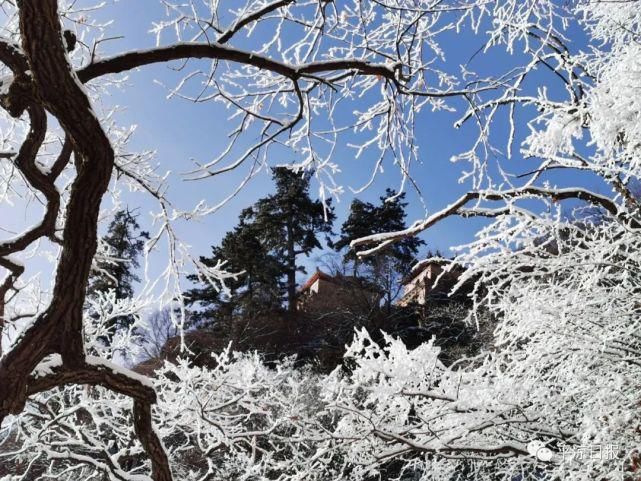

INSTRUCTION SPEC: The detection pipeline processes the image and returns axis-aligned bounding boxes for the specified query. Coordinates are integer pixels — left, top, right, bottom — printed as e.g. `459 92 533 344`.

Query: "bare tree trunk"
286 219 297 313
0 299 4 358
0 3 172 480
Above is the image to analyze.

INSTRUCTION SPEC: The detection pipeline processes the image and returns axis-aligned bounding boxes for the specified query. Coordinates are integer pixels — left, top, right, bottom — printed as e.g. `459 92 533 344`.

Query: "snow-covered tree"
1 1 641 480
333 189 425 309
0 1 469 477
87 209 149 347
350 1 641 478
241 167 335 313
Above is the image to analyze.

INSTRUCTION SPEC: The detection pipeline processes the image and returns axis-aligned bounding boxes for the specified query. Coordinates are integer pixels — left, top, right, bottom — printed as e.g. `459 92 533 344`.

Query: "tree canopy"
186 215 283 326
333 189 425 307
87 209 149 345
1 1 640 480
241 167 335 312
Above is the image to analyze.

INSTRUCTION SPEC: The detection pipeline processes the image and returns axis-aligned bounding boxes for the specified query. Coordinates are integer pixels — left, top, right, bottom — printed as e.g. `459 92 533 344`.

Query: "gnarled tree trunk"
0 2 172 479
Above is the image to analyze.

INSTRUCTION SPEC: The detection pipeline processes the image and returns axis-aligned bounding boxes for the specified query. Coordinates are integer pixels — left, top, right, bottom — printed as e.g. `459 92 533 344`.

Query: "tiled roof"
402 259 451 285
299 270 380 293
299 270 335 292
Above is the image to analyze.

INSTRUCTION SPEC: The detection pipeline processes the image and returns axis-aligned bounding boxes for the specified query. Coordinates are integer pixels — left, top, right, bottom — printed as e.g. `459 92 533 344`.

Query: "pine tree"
187 168 334 320
242 168 335 312
331 198 377 273
87 209 149 344
185 216 282 327
333 189 425 309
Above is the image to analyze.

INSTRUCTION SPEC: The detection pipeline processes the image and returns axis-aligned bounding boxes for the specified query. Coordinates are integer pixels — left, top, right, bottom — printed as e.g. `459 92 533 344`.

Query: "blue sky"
0 2 608 296
92 5 477 253
84 2 608 288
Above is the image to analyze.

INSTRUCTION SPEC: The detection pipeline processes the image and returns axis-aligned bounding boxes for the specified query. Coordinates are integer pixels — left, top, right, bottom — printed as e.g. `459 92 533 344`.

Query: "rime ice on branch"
1 0 641 480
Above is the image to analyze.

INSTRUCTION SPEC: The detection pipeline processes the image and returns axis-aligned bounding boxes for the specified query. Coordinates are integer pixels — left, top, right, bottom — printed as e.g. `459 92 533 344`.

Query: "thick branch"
133 400 172 481
15 0 115 363
0 105 60 257
0 4 171 480
0 257 24 357
47 135 73 181
352 187 637 256
0 37 33 117
0 37 28 72
77 42 399 84
27 360 155 403
27 360 172 481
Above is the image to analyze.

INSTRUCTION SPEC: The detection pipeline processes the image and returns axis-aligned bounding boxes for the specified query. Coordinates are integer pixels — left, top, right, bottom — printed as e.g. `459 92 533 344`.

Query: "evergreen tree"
185 216 282 327
332 198 377 272
186 168 335 321
333 189 425 309
88 209 149 343
242 168 335 312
